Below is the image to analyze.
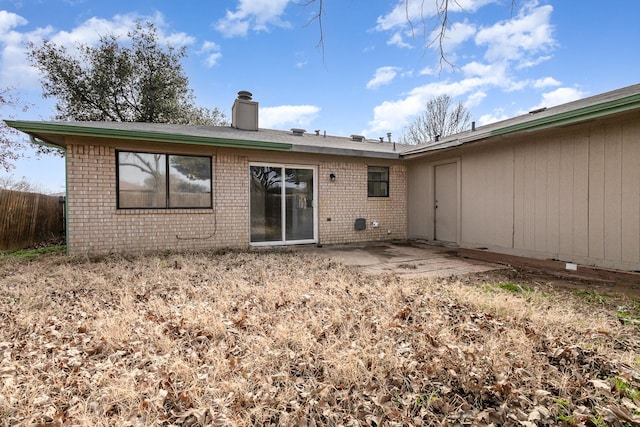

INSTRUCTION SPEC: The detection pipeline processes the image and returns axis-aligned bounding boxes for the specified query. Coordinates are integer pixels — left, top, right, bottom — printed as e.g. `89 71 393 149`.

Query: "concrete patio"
298 241 504 279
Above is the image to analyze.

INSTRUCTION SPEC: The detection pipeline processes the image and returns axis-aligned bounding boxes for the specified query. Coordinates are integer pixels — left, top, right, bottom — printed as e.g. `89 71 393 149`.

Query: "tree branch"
301 0 325 64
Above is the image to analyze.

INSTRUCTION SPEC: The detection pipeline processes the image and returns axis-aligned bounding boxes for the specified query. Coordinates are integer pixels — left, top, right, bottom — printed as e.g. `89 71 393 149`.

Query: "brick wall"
66 144 249 255
66 143 406 254
318 161 406 244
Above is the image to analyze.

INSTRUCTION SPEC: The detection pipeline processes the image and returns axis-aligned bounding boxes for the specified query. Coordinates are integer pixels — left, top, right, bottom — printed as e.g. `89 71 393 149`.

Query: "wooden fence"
0 189 65 250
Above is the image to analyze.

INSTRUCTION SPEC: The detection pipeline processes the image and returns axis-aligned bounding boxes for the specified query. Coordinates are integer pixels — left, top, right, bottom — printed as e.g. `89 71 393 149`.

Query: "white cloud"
428 20 476 52
478 110 509 125
366 66 401 89
516 55 552 70
46 12 194 47
376 0 495 50
475 2 555 67
461 61 506 82
200 41 220 52
365 1 560 136
465 90 486 108
199 41 222 67
376 0 495 32
533 87 586 109
259 105 320 129
215 0 291 38
387 32 411 48
533 76 560 88
0 12 41 88
204 52 222 67
454 0 499 11
375 1 437 32
0 10 27 34
365 79 486 135
419 66 435 76
0 12 195 89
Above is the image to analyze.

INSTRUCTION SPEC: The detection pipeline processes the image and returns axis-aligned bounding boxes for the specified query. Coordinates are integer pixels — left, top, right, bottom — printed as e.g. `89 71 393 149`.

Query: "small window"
117 151 212 209
367 166 389 197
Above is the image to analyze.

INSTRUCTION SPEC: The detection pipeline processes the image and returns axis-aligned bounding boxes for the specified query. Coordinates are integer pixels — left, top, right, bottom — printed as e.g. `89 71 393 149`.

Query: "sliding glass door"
250 164 316 245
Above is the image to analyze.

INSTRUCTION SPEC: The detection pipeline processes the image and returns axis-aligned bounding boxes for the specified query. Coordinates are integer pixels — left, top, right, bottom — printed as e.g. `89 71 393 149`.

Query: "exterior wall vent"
231 90 258 131
529 107 547 114
351 134 365 142
354 218 366 230
291 128 306 136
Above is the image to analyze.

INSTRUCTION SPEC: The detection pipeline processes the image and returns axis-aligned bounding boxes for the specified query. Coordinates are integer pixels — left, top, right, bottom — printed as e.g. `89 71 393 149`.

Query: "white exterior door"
434 162 458 243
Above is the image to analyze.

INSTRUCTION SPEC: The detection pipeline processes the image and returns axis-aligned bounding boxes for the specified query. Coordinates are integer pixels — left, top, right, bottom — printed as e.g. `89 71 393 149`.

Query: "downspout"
30 135 69 255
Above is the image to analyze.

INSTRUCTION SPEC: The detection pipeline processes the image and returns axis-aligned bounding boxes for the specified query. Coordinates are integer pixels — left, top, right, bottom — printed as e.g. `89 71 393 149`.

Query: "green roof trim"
4 120 293 152
488 92 640 137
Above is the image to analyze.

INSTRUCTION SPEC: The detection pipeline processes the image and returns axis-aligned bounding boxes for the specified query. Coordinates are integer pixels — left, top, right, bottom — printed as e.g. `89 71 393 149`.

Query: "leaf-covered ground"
1 249 639 426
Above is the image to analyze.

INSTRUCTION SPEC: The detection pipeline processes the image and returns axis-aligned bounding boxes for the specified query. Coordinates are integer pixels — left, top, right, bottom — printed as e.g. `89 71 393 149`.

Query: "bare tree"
0 174 43 193
0 88 29 171
401 94 471 144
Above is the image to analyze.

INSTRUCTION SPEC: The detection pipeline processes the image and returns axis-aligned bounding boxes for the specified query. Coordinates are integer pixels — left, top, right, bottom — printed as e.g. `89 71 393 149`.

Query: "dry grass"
1 249 639 426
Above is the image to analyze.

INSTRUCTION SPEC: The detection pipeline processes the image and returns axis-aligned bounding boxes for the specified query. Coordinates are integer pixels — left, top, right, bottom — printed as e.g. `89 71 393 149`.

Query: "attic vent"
529 107 547 114
291 128 306 136
350 134 365 142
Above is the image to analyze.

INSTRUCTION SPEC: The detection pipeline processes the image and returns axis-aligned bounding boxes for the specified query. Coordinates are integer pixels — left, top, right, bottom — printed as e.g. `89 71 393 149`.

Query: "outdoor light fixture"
329 173 336 182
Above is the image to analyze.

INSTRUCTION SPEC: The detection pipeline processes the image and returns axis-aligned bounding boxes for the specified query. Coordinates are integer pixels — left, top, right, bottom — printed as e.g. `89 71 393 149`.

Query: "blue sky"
1 0 639 193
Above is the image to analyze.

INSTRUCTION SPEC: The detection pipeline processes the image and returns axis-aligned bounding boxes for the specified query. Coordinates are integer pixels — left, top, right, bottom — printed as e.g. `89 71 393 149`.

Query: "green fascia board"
488 93 640 138
4 120 293 152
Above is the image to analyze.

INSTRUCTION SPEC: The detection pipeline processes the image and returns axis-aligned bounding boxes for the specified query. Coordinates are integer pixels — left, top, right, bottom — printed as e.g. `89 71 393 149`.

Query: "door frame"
432 158 461 244
249 162 318 246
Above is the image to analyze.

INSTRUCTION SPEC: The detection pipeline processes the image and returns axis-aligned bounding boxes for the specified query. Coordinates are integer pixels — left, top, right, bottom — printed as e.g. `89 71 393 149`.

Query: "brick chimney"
231 90 258 131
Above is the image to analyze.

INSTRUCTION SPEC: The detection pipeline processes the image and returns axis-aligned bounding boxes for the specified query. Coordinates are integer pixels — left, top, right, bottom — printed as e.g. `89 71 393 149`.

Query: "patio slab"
298 241 505 279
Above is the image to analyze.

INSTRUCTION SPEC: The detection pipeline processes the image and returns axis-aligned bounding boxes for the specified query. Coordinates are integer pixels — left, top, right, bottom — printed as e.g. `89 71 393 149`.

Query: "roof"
5 83 640 160
4 120 409 160
401 83 640 158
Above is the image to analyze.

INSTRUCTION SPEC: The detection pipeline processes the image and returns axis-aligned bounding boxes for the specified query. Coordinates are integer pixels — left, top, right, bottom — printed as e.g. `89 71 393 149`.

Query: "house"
6 84 640 272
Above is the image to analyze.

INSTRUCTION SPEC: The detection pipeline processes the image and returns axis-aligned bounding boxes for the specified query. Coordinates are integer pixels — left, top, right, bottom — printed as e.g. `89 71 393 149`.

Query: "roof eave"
400 91 640 159
291 144 400 159
4 120 293 152
488 92 640 138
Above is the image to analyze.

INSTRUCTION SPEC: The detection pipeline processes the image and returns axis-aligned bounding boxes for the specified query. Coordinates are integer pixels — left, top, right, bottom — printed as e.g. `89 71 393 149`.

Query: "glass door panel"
285 168 314 241
250 166 282 242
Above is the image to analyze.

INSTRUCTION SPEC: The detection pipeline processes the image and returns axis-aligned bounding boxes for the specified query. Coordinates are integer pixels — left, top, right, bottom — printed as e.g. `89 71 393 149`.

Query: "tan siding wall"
406 159 433 239
407 114 640 271
65 140 407 254
621 120 640 263
460 145 513 248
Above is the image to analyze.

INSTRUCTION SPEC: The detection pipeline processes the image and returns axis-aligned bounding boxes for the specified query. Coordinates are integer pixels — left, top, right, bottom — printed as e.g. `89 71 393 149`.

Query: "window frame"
367 166 390 198
116 150 213 210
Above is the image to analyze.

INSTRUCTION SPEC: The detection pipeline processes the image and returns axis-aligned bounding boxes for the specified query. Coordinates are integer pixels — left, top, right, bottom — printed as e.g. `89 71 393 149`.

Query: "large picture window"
367 166 389 197
117 151 212 209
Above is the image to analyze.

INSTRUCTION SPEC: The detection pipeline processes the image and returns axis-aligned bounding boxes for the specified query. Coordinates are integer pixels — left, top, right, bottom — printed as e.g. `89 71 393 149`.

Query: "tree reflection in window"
117 151 211 209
